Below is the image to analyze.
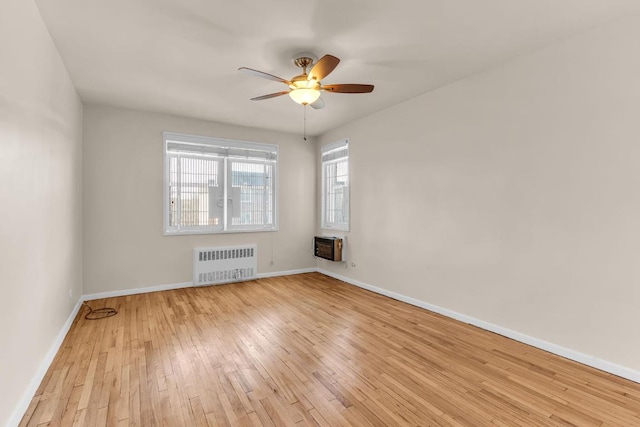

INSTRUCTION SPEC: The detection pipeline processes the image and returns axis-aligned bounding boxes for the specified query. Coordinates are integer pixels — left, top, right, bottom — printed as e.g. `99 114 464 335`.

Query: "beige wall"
83 105 316 294
0 0 84 425
318 14 640 371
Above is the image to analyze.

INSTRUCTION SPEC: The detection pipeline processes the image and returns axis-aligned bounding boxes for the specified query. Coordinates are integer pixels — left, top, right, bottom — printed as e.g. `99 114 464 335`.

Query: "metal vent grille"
193 244 257 286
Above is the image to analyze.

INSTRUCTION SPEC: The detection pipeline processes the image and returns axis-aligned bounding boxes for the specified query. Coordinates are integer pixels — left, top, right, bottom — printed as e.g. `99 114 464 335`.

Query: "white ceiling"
36 0 640 136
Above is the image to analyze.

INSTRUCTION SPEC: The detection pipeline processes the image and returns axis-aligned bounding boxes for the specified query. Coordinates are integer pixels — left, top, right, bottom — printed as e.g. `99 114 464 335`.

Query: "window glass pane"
168 155 221 228
169 156 178 227
321 139 349 230
324 159 349 226
230 161 274 227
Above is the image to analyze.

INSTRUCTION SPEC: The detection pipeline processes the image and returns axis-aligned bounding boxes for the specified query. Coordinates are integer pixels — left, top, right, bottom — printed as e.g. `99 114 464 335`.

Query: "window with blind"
321 139 349 231
163 132 277 234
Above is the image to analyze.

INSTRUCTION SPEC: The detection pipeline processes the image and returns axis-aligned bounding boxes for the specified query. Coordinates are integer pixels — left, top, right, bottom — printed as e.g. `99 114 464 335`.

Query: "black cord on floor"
82 302 118 320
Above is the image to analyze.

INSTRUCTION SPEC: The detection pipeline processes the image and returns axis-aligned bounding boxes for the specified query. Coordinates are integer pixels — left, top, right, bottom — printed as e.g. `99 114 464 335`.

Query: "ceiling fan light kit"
288 76 321 105
289 87 321 105
239 53 374 108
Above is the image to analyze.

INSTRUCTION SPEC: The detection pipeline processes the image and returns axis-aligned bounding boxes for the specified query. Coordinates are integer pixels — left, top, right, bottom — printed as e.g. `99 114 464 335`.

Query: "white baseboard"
257 268 317 279
82 268 318 301
317 268 640 384
7 299 83 427
82 281 193 301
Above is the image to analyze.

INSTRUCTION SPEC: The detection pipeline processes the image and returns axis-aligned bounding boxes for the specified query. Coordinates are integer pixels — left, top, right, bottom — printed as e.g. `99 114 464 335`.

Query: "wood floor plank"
18 273 640 426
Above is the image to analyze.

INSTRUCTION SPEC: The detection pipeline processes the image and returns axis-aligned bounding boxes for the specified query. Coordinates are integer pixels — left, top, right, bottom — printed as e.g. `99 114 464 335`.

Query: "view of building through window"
321 139 349 231
164 133 277 234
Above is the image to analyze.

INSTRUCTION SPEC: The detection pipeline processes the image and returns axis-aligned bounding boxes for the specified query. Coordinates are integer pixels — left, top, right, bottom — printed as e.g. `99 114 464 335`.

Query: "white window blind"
321 139 349 231
164 132 277 234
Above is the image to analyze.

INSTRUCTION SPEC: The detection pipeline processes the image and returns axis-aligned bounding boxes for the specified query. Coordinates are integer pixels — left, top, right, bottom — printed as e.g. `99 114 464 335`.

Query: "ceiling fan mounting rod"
293 56 315 74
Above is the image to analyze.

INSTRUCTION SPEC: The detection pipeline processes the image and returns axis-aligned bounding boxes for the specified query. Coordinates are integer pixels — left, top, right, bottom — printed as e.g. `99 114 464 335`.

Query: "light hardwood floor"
20 273 640 426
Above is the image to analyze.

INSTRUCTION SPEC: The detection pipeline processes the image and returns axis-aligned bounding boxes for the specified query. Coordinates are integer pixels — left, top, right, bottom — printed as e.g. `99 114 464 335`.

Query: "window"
164 132 277 234
321 139 349 231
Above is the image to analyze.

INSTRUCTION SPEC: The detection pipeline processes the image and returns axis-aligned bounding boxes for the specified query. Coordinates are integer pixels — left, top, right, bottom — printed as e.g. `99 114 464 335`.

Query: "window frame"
163 132 278 235
321 138 350 232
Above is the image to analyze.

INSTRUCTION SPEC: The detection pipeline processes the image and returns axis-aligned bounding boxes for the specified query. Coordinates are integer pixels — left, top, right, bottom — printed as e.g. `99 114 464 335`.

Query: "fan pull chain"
303 105 307 141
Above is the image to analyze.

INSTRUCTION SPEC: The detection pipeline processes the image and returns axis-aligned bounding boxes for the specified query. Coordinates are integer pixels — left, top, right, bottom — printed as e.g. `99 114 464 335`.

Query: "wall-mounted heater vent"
193 244 257 286
314 236 343 262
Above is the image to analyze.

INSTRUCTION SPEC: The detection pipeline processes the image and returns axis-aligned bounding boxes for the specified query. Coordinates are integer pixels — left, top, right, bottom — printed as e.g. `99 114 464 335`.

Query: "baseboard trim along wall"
317 268 640 384
83 281 194 301
256 268 317 279
82 268 318 301
7 299 83 427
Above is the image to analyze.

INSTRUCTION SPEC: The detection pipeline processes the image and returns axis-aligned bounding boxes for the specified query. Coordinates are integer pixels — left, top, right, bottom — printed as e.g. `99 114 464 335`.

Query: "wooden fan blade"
250 91 290 101
239 67 291 85
307 55 340 81
310 97 325 109
323 84 374 93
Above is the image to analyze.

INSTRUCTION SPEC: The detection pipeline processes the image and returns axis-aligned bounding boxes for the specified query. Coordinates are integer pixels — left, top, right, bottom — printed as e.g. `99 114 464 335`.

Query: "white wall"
83 105 316 294
318 14 640 372
0 0 84 425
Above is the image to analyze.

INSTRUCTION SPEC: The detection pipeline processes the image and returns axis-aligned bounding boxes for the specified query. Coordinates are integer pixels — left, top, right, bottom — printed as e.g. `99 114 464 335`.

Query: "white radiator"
193 244 257 286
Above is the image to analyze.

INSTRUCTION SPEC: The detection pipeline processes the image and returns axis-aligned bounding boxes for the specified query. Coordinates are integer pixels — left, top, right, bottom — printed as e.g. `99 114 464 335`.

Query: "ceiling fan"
239 53 374 109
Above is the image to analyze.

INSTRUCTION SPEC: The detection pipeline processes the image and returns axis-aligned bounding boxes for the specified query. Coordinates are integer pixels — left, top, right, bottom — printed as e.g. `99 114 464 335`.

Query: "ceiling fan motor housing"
290 74 320 90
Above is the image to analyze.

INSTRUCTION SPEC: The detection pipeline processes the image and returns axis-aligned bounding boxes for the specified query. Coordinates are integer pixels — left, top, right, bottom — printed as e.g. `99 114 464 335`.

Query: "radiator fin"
193 244 257 286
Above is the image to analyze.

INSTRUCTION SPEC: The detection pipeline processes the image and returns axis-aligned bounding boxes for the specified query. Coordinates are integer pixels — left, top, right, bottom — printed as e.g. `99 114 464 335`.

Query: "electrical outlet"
68 289 73 299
